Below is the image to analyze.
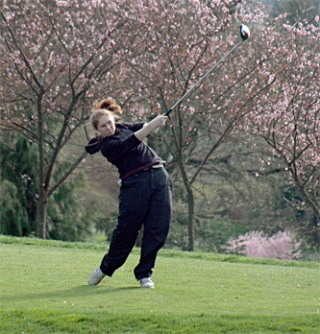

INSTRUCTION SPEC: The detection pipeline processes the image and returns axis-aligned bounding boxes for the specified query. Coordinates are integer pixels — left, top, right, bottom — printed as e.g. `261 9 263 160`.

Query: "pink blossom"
56 1 68 7
6 13 14 20
225 231 301 260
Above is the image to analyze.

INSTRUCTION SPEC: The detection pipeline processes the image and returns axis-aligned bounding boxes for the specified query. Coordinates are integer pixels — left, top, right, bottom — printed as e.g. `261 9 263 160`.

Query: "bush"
225 230 301 260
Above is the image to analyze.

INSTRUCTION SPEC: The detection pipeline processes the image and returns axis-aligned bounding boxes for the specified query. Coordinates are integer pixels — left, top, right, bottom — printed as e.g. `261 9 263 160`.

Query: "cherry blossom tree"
242 16 320 219
117 1 319 250
1 0 318 250
0 0 144 238
113 1 271 250
0 0 268 248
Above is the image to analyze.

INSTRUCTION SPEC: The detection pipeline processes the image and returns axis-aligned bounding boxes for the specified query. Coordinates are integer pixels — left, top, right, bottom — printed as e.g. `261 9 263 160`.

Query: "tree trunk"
36 92 46 239
187 187 195 251
37 192 48 239
179 161 195 251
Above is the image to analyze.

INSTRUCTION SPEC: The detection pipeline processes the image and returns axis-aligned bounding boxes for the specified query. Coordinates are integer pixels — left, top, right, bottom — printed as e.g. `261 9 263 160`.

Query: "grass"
0 235 319 333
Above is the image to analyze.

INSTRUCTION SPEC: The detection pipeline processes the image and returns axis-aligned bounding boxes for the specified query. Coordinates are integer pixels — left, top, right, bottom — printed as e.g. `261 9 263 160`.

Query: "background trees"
240 10 320 248
0 134 38 236
118 1 319 250
1 0 319 254
0 0 144 238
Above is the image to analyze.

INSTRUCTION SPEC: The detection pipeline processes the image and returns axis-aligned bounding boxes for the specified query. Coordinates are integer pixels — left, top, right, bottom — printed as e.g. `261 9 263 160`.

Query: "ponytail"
93 98 122 114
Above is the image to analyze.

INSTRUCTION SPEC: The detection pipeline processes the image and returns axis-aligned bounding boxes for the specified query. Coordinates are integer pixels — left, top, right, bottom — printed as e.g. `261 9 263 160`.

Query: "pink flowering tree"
0 0 268 247
241 17 320 219
121 2 319 250
225 230 302 260
1 0 318 250
113 1 280 250
0 0 145 238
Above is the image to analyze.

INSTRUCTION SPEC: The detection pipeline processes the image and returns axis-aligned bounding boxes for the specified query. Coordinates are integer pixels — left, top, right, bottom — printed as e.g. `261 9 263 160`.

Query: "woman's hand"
149 115 168 128
134 115 168 141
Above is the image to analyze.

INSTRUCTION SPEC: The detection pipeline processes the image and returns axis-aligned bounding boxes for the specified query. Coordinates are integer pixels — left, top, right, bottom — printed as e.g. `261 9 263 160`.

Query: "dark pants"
100 167 172 280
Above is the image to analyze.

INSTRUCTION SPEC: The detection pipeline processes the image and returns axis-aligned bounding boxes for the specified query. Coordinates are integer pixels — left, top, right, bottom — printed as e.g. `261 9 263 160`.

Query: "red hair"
91 98 122 130
93 98 122 114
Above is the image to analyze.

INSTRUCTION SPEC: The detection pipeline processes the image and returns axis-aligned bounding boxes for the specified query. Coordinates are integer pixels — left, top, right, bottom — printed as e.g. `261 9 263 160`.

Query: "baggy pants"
100 167 172 280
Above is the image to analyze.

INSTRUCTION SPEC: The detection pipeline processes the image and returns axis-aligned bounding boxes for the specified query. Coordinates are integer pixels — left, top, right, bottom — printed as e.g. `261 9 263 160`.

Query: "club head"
240 24 250 40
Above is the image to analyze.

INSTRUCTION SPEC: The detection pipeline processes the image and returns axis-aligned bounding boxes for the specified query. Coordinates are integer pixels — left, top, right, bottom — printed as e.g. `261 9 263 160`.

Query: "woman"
85 98 172 288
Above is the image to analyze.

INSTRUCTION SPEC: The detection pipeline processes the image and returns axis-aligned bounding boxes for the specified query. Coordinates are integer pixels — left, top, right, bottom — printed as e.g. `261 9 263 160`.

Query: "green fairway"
0 236 319 333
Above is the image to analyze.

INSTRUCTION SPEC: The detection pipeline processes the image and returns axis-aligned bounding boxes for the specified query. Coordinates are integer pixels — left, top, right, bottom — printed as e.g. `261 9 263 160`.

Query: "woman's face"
97 114 116 137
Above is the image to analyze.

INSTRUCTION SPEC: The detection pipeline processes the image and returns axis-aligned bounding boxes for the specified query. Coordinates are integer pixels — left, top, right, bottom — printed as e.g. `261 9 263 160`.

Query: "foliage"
0 133 38 235
168 195 249 252
225 230 302 260
113 0 319 249
239 15 320 218
1 0 141 238
47 179 96 242
95 212 118 239
0 180 29 236
259 0 320 25
167 135 317 252
0 133 96 241
1 0 319 249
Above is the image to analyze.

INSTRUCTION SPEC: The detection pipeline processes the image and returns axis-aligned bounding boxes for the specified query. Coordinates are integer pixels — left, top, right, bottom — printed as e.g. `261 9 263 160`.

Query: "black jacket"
85 123 164 180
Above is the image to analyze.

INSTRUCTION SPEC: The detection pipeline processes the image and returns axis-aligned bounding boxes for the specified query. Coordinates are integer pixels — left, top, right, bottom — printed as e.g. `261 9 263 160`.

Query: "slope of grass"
0 235 319 334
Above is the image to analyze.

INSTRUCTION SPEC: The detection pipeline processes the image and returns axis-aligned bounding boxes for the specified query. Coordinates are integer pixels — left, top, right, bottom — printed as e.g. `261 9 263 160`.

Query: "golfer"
85 98 172 288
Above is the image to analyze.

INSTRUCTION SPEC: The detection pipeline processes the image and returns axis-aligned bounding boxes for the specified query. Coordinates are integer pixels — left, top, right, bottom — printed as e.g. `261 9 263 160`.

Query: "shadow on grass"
2 284 142 303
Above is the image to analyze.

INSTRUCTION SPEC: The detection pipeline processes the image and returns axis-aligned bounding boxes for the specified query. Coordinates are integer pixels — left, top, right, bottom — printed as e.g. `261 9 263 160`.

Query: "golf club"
164 24 250 116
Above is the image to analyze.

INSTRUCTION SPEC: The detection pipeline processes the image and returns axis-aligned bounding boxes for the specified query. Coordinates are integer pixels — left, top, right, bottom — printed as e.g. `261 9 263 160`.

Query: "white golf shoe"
139 277 154 288
88 267 105 285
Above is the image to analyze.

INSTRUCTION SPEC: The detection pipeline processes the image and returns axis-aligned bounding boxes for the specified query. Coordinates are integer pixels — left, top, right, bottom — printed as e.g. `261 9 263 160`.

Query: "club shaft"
165 40 243 116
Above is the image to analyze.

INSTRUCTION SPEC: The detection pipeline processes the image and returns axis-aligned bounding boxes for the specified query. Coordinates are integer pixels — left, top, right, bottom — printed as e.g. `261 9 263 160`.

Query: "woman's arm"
134 115 168 141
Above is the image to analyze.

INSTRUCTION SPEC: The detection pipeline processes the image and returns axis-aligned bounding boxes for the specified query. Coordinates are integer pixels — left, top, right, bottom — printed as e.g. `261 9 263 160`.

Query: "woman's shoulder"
120 122 144 131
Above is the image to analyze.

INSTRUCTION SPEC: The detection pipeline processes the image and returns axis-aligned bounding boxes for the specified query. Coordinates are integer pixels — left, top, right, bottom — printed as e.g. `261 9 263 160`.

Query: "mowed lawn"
0 236 319 334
